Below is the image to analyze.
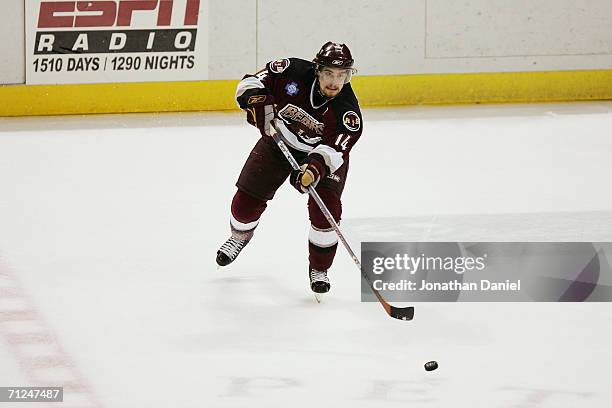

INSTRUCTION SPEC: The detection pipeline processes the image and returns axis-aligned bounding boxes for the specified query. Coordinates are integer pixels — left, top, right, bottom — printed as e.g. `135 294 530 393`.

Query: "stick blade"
389 306 415 321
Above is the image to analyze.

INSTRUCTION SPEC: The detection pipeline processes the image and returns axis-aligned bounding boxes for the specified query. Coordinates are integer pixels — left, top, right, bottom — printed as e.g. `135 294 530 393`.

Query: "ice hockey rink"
1 101 612 408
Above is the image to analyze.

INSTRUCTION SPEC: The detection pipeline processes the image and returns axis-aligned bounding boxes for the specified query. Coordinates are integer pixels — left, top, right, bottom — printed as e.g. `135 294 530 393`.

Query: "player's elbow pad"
236 89 270 110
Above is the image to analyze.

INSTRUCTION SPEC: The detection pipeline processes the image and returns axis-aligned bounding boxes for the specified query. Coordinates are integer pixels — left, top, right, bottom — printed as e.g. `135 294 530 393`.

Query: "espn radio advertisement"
25 0 208 84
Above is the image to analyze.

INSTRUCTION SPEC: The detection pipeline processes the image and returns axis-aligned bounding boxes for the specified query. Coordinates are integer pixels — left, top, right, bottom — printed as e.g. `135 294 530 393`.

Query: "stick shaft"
269 120 414 320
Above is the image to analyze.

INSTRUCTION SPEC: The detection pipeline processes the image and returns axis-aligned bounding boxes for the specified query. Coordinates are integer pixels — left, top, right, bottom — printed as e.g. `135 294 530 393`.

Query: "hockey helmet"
313 42 357 83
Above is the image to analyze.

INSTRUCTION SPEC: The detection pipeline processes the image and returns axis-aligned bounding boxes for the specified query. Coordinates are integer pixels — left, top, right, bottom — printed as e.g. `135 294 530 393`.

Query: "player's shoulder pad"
331 86 362 133
266 57 312 77
267 58 291 75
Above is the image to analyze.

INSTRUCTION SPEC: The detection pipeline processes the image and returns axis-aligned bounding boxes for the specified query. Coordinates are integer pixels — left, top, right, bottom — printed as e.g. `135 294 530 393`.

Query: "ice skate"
216 236 250 267
309 268 330 302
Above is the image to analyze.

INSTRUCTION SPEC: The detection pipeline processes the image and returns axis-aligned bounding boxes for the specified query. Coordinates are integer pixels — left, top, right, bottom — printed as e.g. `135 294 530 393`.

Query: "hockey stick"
270 119 414 321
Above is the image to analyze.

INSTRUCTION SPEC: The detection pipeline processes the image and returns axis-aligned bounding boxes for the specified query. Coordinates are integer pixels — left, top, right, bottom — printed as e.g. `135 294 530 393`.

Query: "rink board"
2 69 612 117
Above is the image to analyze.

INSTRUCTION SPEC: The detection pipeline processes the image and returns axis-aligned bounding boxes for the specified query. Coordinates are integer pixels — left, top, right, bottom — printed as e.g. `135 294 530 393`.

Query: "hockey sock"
309 241 338 271
307 188 342 270
230 190 267 240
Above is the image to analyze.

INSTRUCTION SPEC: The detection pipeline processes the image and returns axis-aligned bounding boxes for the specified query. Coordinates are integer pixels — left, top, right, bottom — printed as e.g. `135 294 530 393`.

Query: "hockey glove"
290 163 322 194
245 94 276 137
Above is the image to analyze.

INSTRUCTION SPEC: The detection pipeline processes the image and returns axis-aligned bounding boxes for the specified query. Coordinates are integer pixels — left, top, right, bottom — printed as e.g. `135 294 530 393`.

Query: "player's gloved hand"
245 94 276 137
290 163 321 194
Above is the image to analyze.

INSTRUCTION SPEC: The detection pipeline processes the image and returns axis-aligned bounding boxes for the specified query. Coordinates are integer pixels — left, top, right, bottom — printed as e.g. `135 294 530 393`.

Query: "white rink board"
255 0 612 76
423 0 612 73
0 0 25 84
427 0 612 58
255 0 423 76
208 1 256 80
3 0 612 84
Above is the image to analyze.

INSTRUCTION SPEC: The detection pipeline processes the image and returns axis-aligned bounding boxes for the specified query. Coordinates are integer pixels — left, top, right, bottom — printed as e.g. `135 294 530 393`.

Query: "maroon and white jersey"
235 58 362 175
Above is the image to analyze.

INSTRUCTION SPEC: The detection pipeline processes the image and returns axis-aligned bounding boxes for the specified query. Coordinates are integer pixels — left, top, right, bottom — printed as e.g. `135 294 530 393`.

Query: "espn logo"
34 0 201 54
38 0 200 28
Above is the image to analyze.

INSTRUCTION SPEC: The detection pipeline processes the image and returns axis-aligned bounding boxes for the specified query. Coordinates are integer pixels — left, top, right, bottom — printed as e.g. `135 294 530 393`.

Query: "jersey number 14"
335 134 351 151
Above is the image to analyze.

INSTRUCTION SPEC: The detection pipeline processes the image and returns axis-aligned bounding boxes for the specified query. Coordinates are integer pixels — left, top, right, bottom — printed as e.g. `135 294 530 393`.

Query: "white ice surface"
1 102 612 407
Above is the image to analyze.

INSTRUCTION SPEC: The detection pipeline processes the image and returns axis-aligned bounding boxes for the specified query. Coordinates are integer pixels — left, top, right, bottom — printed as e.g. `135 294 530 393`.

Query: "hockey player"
216 42 363 294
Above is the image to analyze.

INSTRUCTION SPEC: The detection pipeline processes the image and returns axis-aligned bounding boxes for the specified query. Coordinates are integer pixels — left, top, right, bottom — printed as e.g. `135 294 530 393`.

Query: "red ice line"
0 264 102 408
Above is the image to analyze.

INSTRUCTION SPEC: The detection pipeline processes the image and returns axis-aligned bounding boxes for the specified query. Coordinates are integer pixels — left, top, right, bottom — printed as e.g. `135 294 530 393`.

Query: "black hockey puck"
424 361 438 371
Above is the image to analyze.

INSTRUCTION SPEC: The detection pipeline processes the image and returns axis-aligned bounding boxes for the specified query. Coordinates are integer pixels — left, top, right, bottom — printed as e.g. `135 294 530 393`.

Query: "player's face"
318 67 349 97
